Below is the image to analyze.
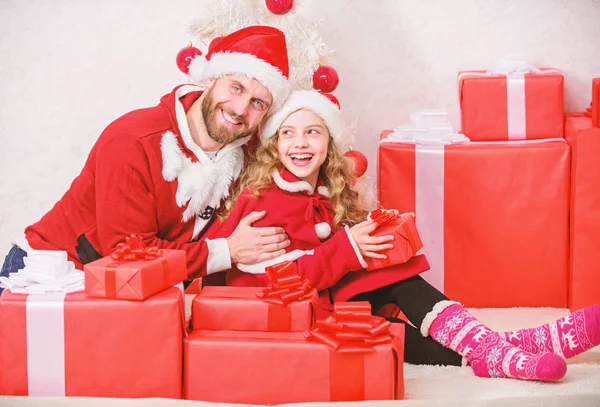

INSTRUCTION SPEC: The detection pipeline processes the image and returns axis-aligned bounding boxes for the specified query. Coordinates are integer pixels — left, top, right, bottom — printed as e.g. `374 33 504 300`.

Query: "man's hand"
349 220 394 260
226 211 290 264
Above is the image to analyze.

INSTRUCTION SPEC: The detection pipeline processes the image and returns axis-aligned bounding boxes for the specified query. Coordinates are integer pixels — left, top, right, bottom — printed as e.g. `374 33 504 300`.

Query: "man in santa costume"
0 25 293 286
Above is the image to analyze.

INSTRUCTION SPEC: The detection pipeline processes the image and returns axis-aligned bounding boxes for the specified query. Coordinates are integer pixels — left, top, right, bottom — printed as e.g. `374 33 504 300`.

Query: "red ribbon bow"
110 234 161 261
304 302 393 353
369 208 399 225
304 193 333 225
256 261 314 306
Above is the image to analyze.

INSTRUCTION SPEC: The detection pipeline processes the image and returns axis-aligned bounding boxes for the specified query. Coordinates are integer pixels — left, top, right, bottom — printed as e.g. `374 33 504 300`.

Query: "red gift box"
365 210 423 271
84 236 187 300
378 133 570 307
192 286 317 332
459 68 564 141
0 287 184 397
184 302 404 404
565 114 600 310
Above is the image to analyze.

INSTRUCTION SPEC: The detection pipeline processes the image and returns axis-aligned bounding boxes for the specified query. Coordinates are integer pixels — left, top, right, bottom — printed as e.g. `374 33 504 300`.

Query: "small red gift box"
365 210 423 271
84 235 187 300
459 68 564 141
565 114 600 310
0 287 184 397
192 261 317 332
184 302 404 404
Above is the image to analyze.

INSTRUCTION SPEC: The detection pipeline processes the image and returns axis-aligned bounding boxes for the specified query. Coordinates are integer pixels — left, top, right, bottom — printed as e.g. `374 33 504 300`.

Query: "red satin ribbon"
110 234 161 261
257 261 314 331
369 208 398 225
104 235 164 298
304 302 392 354
256 261 314 306
304 193 333 225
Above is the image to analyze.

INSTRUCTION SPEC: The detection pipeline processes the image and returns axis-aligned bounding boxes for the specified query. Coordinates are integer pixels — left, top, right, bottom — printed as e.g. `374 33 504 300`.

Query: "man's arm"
92 133 287 277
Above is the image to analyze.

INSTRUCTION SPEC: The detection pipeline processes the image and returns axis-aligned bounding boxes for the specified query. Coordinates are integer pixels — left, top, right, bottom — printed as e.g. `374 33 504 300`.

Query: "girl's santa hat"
260 90 343 144
189 25 290 111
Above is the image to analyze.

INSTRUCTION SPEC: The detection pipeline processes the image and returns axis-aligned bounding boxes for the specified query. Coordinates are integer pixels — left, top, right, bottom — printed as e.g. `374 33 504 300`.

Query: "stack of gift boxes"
184 260 405 404
0 236 407 402
378 63 600 310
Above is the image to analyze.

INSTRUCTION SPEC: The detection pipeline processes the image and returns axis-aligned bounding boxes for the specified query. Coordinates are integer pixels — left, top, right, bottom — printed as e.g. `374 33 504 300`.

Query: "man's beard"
201 88 256 145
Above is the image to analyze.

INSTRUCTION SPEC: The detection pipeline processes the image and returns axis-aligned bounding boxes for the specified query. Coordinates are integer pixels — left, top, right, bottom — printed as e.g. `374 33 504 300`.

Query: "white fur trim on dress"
316 186 331 198
189 52 290 112
236 249 314 274
206 238 232 275
344 226 368 268
314 222 331 240
272 170 314 195
420 300 462 337
260 90 343 145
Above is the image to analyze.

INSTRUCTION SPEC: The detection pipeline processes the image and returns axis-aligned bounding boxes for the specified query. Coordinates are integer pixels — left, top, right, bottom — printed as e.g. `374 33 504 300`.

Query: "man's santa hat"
260 90 343 144
189 25 290 111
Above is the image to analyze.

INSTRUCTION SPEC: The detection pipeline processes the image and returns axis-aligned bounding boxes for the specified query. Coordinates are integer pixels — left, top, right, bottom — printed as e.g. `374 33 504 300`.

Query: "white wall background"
1 0 599 254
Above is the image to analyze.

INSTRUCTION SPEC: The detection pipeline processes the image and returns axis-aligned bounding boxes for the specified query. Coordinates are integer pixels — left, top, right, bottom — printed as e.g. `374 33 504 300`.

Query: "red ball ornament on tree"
313 64 339 93
176 43 203 74
321 92 340 109
344 147 368 178
265 0 294 15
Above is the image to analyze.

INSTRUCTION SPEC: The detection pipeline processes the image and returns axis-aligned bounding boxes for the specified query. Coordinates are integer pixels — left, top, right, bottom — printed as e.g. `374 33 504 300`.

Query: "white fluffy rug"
1 307 599 407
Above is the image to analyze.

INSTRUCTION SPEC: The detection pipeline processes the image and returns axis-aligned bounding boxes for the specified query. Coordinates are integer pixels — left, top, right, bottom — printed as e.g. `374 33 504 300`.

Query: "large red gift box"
84 242 187 300
459 68 564 141
0 287 184 397
191 285 317 332
365 211 423 271
184 303 404 404
378 133 570 307
565 114 600 310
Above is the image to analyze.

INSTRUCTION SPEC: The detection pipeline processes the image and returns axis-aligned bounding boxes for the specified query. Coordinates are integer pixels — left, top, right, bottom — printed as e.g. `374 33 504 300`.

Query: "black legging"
350 275 462 366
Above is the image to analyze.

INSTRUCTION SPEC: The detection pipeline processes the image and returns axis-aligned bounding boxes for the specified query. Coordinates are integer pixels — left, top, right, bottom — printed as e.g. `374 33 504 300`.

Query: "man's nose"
230 95 251 117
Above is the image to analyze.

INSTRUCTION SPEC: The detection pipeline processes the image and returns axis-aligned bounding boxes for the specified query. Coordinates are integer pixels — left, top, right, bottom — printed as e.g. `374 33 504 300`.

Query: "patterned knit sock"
421 301 566 381
499 305 600 359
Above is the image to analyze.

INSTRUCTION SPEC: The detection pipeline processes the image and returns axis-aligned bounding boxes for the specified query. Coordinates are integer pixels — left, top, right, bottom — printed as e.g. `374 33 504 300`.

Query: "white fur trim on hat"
260 90 343 144
189 52 290 112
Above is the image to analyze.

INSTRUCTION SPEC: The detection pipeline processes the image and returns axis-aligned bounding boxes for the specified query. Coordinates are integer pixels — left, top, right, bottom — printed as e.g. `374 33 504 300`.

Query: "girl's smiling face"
277 109 330 188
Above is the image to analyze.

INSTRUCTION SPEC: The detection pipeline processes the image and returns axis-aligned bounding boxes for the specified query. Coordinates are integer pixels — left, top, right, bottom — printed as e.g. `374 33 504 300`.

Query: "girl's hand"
349 220 394 260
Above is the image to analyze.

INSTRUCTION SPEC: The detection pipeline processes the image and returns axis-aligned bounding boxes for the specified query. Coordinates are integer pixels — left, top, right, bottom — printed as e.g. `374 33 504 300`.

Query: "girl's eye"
280 130 293 137
307 128 320 135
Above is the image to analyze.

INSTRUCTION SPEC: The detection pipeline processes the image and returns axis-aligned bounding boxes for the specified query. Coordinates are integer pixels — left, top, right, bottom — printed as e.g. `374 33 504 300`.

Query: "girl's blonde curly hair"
223 120 368 230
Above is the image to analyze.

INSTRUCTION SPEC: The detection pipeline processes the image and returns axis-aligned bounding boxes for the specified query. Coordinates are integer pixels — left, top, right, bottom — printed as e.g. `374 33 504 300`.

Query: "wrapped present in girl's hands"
365 208 423 271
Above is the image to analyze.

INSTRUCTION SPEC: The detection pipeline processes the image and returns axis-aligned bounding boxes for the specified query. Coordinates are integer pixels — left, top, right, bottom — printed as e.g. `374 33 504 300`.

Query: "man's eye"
253 100 265 110
231 85 241 93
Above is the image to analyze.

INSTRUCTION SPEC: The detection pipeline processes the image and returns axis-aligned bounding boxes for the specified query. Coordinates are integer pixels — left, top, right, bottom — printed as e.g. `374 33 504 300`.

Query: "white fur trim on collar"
272 170 314 195
189 52 290 112
161 131 245 230
236 249 314 274
260 90 343 144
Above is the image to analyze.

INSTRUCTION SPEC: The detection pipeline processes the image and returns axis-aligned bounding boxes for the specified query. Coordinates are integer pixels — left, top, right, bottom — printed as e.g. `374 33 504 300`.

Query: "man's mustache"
215 103 249 126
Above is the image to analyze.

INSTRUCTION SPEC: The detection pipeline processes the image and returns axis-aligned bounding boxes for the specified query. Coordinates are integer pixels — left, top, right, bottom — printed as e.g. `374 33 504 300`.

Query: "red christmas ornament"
265 0 294 15
321 92 340 109
176 43 203 74
313 65 339 93
344 148 368 178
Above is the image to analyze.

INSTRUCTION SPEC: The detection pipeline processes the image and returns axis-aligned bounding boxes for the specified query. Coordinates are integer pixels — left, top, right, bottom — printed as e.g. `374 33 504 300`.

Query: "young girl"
200 90 599 382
